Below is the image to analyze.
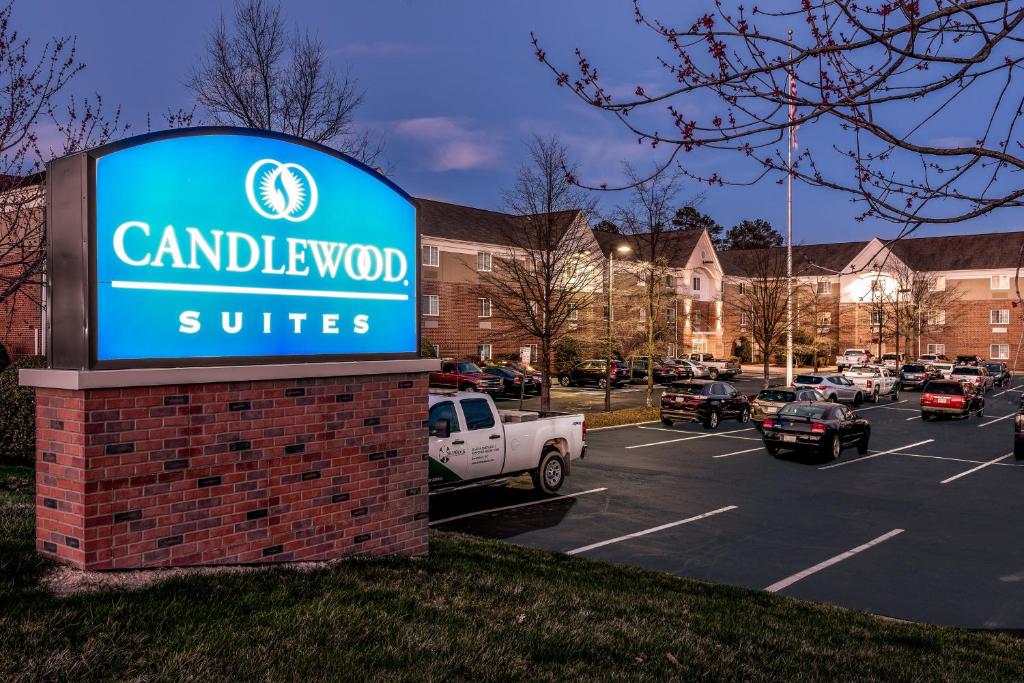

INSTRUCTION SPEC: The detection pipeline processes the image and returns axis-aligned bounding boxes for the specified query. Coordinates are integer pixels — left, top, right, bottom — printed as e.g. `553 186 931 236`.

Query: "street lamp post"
896 287 910 362
605 244 631 412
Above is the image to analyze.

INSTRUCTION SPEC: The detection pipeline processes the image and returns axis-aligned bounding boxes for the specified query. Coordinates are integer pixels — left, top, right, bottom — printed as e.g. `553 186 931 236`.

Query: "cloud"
392 117 501 171
330 41 425 58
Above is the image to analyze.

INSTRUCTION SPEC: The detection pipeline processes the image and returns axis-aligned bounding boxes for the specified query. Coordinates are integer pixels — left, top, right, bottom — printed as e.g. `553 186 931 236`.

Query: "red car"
430 360 504 394
920 379 985 420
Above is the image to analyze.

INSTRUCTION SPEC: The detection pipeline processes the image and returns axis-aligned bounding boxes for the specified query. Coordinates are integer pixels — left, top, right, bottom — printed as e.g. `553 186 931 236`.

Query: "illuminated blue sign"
91 130 417 363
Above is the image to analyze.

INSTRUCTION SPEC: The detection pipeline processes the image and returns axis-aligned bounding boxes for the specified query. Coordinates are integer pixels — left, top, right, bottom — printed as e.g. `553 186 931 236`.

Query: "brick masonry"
34 372 429 570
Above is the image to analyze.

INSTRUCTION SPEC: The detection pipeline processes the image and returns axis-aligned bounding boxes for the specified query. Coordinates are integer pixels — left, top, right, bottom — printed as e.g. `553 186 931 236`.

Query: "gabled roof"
887 230 1024 271
718 240 868 277
592 229 705 268
414 197 582 247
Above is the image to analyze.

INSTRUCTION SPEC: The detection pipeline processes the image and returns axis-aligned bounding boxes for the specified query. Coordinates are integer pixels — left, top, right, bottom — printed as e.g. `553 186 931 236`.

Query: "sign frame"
46 126 420 370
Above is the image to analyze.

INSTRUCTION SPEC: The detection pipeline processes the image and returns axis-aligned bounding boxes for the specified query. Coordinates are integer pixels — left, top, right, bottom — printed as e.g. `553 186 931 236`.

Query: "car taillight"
866 379 873 389
514 377 521 383
921 393 932 403
762 418 774 430
811 422 826 434
951 396 965 406
582 419 587 441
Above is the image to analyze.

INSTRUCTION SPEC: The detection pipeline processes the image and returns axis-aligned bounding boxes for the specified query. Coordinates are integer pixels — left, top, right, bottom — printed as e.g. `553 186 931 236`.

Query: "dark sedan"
558 359 628 389
899 363 940 391
482 366 530 396
660 380 750 430
761 402 870 460
984 362 1012 388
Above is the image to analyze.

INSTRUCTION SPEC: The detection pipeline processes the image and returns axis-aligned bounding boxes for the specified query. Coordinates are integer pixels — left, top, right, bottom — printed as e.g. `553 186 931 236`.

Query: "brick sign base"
32 372 429 570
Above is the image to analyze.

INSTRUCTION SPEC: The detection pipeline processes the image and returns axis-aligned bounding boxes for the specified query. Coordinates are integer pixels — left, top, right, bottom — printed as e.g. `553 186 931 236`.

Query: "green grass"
2 465 1023 681
584 406 660 428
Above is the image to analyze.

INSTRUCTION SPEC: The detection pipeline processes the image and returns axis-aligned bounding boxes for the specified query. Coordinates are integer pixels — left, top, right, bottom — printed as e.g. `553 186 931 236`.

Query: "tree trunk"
540 336 551 412
762 355 770 389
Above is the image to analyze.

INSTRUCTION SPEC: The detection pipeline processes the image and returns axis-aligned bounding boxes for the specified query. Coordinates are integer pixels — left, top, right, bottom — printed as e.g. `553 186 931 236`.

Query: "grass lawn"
2 465 1023 681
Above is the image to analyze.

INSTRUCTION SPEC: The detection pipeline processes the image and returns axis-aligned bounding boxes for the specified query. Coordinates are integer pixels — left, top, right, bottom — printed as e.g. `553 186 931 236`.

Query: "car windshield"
757 390 796 402
902 364 926 373
795 375 823 384
669 383 704 395
778 404 831 419
951 367 979 375
926 382 962 395
985 364 1002 372
458 363 483 373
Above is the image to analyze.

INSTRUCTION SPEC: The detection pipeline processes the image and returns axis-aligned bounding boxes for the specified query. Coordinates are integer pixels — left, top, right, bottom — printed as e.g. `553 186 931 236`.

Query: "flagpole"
786 30 794 387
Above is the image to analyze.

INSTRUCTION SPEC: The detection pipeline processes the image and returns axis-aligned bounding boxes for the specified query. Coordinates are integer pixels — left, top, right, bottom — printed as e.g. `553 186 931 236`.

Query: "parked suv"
627 356 677 384
984 362 1012 388
955 354 983 367
431 361 504 394
558 359 628 389
899 363 941 391
660 380 751 430
921 379 984 420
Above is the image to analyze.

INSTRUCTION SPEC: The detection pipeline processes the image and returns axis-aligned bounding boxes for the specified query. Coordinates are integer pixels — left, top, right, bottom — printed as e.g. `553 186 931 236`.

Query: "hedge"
0 355 45 465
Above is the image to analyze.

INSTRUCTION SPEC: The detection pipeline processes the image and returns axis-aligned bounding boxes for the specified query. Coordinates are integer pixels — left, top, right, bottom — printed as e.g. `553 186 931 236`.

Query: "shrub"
419 337 439 358
554 336 586 374
0 343 10 372
0 355 46 465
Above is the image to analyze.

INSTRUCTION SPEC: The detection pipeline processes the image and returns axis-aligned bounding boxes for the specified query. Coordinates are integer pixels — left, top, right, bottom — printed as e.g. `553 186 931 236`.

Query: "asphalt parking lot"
432 380 1024 629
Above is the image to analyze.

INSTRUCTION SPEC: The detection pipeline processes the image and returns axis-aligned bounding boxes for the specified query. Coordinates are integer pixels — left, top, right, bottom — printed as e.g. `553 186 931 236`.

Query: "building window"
692 338 707 353
816 281 832 295
929 276 945 292
991 344 1010 360
479 298 492 318
926 343 945 355
568 306 579 321
816 312 832 333
477 343 492 361
869 309 885 327
738 282 745 295
701 249 708 262
666 307 676 323
926 309 945 326
992 275 1010 290
639 308 646 323
528 344 538 363
991 309 1010 325
692 276 701 292
665 274 675 288
528 301 538 317
693 310 704 329
477 252 492 272
423 294 439 316
421 245 439 267
739 311 749 328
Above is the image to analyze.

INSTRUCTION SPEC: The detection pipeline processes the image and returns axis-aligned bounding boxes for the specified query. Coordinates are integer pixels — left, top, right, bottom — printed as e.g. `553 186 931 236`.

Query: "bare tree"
616 167 689 408
188 0 385 167
0 2 125 352
533 2 1024 245
479 135 597 411
723 248 792 387
869 264 965 359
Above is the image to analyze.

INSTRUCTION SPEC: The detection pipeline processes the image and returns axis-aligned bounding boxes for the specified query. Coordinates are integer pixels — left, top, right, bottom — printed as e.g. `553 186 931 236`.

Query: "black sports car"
761 402 870 460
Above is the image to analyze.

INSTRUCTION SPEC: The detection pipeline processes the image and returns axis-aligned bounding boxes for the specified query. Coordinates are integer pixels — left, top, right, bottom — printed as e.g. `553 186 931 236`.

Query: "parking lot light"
605 243 633 412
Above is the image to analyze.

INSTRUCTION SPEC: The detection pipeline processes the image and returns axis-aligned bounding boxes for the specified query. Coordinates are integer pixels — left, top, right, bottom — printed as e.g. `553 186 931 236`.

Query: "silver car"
793 373 865 405
674 359 711 379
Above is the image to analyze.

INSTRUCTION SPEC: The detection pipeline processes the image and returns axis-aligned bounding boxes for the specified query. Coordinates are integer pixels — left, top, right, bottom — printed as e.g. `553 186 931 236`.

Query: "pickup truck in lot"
430 361 504 395
687 353 741 380
428 392 586 494
836 348 872 372
842 365 900 402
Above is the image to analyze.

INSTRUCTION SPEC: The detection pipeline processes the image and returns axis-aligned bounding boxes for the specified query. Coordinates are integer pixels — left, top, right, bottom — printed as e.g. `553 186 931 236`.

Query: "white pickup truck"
842 365 900 403
836 348 872 372
428 391 587 494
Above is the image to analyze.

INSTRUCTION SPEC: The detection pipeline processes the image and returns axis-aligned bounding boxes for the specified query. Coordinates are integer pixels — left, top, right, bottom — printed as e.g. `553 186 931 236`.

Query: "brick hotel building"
4 190 1024 368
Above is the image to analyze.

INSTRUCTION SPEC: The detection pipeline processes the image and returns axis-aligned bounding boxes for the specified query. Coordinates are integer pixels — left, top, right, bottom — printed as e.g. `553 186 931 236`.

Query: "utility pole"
605 244 631 411
785 29 795 386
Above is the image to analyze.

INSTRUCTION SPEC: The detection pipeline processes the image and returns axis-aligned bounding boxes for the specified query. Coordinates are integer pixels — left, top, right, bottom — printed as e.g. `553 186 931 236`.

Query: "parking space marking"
978 412 1016 428
566 505 737 555
818 439 935 470
994 385 1024 397
854 400 908 412
625 427 755 450
764 529 904 593
429 488 608 526
905 414 920 421
940 453 1014 484
712 446 764 458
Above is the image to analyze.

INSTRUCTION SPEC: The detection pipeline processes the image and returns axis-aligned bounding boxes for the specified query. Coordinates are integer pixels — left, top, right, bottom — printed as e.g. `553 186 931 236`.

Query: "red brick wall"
34 372 429 570
0 276 42 357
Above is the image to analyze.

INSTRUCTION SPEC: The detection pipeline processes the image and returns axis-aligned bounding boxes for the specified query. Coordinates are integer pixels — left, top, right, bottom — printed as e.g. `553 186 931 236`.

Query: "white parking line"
854 400 908 412
625 427 754 450
940 453 1014 484
994 384 1024 397
765 529 904 593
978 412 1016 428
818 439 934 470
567 505 737 555
429 488 608 526
712 446 764 458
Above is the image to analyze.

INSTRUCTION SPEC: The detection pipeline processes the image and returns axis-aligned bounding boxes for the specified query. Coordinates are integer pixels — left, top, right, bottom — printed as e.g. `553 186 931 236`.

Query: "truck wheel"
853 392 864 407
828 394 838 403
891 387 900 401
532 449 565 494
461 384 477 393
708 368 719 380
704 411 720 430
921 411 931 422
661 417 673 427
598 378 608 389
869 390 878 404
558 375 572 387
765 444 780 456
